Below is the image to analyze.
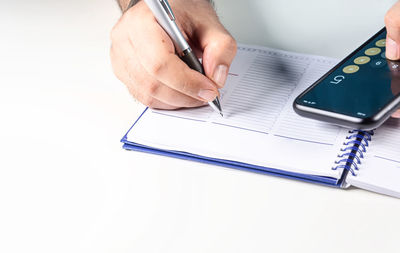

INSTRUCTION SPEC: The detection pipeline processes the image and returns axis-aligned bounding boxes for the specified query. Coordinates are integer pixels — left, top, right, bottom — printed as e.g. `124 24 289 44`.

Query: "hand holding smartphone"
294 28 400 130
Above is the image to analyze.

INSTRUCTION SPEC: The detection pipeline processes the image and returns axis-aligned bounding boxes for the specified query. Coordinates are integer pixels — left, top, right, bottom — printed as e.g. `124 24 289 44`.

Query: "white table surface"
1 1 400 252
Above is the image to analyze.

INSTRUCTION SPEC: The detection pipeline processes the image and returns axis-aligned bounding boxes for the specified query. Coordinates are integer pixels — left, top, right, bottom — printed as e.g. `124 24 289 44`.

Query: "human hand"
385 1 400 118
110 0 237 109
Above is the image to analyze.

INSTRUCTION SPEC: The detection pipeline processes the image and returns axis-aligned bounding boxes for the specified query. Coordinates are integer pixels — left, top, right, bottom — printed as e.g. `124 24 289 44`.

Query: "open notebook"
122 44 400 198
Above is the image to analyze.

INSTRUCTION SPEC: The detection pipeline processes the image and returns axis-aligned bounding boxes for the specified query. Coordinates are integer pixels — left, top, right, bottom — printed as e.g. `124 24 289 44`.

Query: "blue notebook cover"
121 108 345 188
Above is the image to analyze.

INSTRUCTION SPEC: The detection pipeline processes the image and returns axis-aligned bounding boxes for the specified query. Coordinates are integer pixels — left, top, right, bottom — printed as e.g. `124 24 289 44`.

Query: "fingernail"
198 89 217 102
386 38 400 60
213 65 228 88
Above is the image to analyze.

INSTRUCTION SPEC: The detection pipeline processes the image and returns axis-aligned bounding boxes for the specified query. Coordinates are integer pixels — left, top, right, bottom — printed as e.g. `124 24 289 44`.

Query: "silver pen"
144 0 223 116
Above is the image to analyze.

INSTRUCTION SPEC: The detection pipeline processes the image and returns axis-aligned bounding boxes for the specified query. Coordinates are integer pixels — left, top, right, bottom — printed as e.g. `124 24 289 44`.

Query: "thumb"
196 22 237 88
385 1 400 60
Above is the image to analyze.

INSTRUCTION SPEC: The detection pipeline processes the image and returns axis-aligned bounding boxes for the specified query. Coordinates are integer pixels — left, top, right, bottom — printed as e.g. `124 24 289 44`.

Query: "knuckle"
226 36 238 51
146 81 160 96
142 96 156 108
148 60 166 76
220 35 237 53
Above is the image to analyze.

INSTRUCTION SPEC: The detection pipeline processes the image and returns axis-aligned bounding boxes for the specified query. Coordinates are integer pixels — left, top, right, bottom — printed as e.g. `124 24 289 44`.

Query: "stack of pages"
122 44 400 198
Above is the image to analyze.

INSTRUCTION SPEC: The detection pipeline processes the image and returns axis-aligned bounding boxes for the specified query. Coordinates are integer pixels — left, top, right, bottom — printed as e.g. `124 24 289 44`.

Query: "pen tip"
220 112 224 117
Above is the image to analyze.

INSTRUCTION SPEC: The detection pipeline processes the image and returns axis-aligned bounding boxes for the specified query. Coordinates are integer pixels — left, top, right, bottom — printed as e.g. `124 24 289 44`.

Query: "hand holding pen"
110 0 237 111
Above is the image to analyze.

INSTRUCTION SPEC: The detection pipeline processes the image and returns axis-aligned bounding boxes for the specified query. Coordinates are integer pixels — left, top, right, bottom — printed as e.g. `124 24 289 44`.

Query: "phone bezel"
293 27 400 130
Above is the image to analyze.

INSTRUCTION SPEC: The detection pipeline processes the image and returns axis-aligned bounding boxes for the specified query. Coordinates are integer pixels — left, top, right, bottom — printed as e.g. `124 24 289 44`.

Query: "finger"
130 8 219 102
385 1 400 60
151 84 208 108
110 35 178 110
122 60 178 110
126 57 207 108
393 109 400 118
126 83 178 110
195 22 237 88
114 56 177 109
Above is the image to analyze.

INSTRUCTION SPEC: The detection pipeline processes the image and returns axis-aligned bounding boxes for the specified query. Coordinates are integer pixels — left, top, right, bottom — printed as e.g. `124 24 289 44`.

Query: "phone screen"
295 28 400 119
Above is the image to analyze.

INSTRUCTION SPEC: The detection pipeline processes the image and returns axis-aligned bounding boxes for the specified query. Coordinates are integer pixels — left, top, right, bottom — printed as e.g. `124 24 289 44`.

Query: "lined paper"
370 118 400 164
128 44 349 179
272 61 342 145
157 45 343 145
211 50 306 133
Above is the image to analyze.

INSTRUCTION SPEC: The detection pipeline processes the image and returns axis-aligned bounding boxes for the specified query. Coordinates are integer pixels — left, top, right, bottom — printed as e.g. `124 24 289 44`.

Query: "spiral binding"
332 130 374 176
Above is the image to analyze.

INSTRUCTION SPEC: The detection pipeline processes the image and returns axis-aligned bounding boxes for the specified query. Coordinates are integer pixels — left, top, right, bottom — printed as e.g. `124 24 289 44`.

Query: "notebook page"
272 60 344 145
347 118 400 197
127 45 349 178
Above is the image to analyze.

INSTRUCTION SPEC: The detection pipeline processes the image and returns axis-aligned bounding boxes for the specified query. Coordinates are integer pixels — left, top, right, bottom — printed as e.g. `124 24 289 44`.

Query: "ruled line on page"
211 50 309 133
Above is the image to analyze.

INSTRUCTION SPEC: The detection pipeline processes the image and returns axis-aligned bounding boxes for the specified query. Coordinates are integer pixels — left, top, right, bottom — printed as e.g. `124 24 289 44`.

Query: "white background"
1 0 400 252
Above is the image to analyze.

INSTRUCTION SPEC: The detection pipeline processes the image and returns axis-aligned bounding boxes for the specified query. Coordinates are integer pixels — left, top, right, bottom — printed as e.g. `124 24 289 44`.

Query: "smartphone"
293 28 400 130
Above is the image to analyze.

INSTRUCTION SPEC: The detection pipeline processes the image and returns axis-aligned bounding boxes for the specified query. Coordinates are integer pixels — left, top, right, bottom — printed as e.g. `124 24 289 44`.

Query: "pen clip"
159 0 175 21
